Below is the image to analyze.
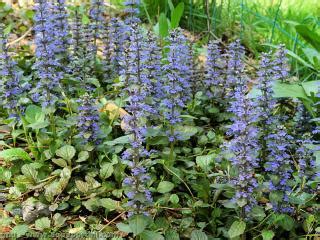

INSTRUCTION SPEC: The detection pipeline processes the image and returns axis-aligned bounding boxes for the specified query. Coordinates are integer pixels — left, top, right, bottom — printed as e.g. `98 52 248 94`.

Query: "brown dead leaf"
100 102 129 131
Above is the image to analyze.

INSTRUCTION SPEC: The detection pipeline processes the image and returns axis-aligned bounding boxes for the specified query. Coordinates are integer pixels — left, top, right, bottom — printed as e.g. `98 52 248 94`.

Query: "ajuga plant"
33 0 63 107
161 29 191 160
89 0 105 57
119 2 154 216
205 40 225 99
256 51 294 213
225 40 245 99
121 24 154 216
2 1 320 238
0 25 29 116
142 31 163 112
225 42 260 213
69 9 97 91
76 93 101 145
53 0 70 66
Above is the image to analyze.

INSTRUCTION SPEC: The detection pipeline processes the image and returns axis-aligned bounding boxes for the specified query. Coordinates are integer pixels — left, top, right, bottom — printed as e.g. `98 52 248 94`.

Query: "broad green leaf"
27 120 49 130
100 198 121 211
11 224 29 238
261 230 275 240
105 135 131 146
249 81 308 100
170 2 184 28
250 206 266 221
228 220 246 238
128 214 151 236
275 214 295 231
0 148 31 162
196 154 215 171
140 230 164 240
21 164 38 183
165 229 180 240
44 181 62 202
77 151 89 162
56 145 76 161
301 80 320 96
175 125 198 140
157 181 175 193
25 105 45 124
296 25 320 52
82 198 100 212
75 180 89 193
35 217 51 230
159 13 169 38
53 213 66 228
100 163 114 179
52 158 68 168
116 223 132 233
190 230 208 240
169 194 179 204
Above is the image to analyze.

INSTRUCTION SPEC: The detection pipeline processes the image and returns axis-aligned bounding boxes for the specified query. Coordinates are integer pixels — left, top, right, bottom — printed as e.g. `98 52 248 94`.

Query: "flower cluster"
123 0 141 25
33 0 64 106
76 93 100 144
161 29 191 142
256 50 294 213
0 25 29 114
89 0 105 55
121 24 154 216
52 0 70 64
225 40 245 98
226 50 260 211
205 40 225 98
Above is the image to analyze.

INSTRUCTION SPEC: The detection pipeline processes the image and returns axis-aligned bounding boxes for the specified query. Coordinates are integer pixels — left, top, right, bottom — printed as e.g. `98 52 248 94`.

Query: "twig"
99 212 127 232
6 27 33 47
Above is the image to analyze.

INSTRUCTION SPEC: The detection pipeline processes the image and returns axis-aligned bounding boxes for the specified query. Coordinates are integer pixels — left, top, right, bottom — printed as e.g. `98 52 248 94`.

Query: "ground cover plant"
0 0 319 239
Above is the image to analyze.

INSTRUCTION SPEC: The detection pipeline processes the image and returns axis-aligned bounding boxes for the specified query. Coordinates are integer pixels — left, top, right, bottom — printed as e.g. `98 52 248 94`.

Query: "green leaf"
250 206 266 221
75 180 89 193
21 164 38 182
100 198 121 211
82 198 100 212
105 135 131 146
301 80 320 96
128 214 151 236
165 229 180 240
52 158 68 168
170 2 184 28
35 217 51 231
25 105 45 124
261 230 275 240
11 224 29 238
140 230 164 240
169 194 179 204
116 223 132 233
296 25 320 52
27 120 50 130
100 163 114 179
56 145 76 161
249 81 308 100
77 151 89 162
228 220 246 238
196 154 215 171
157 181 175 193
190 230 208 240
167 0 174 11
53 213 66 228
276 214 295 231
0 148 31 162
175 125 198 140
159 13 169 38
